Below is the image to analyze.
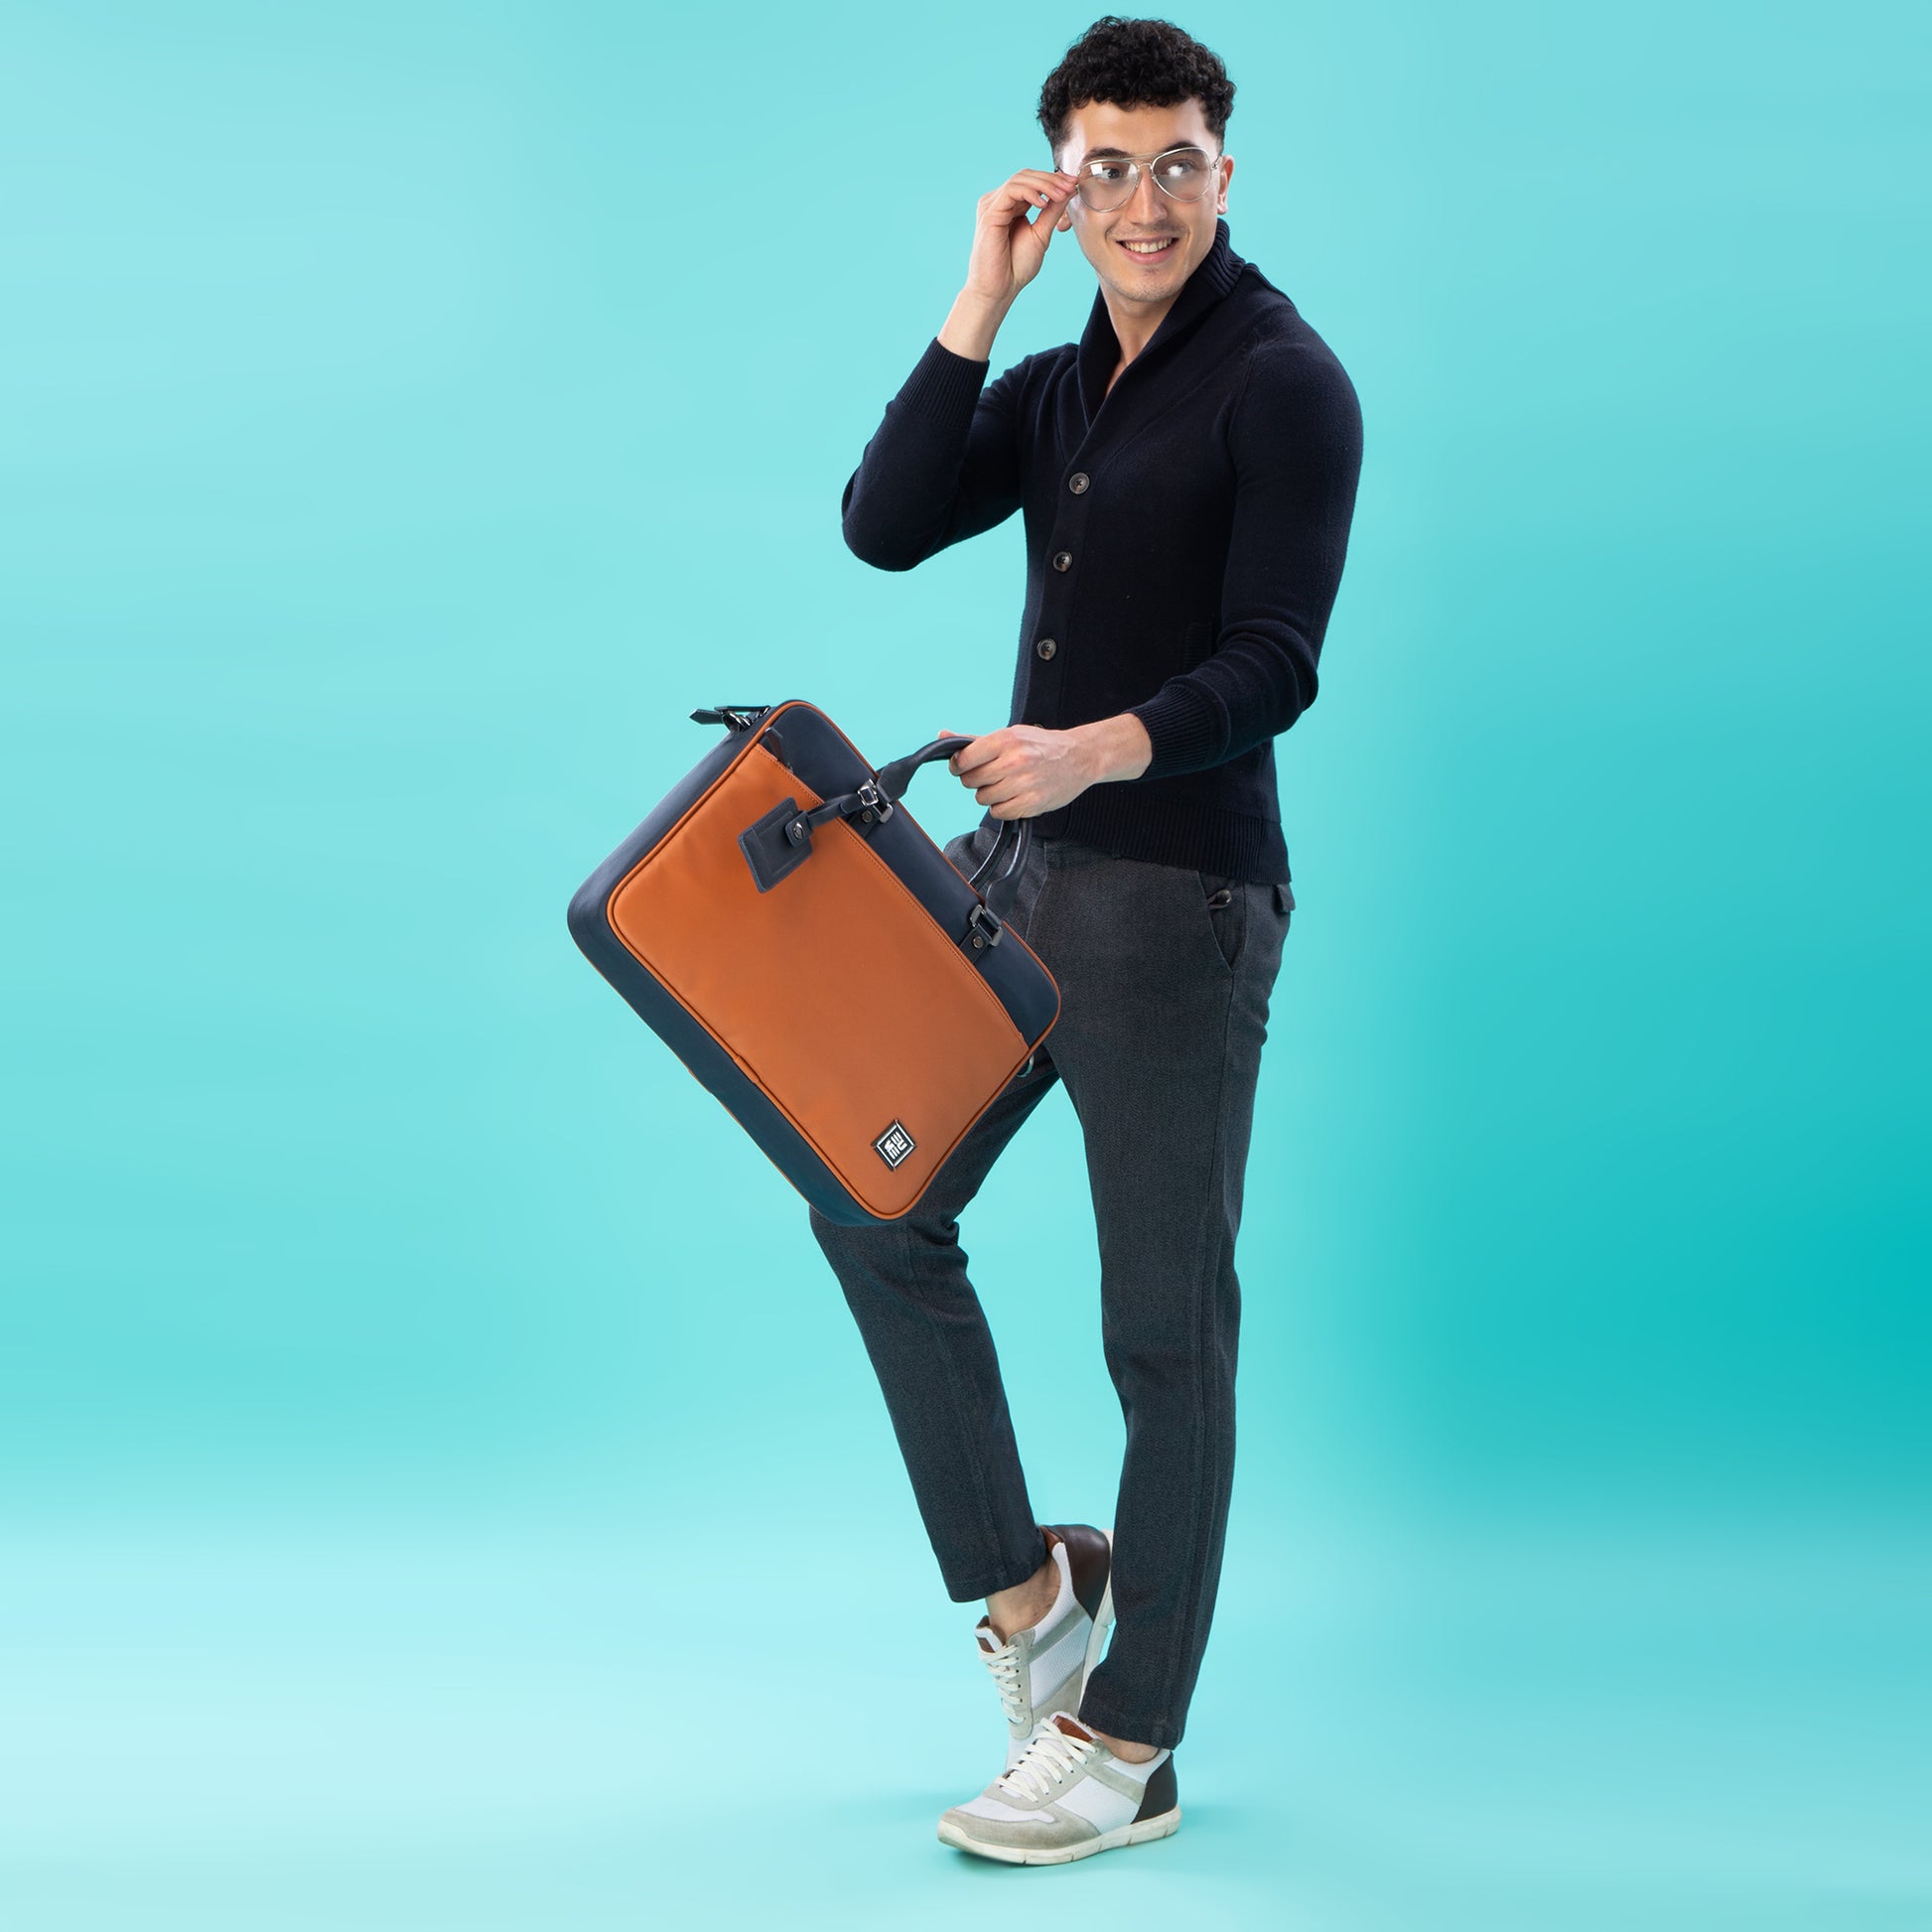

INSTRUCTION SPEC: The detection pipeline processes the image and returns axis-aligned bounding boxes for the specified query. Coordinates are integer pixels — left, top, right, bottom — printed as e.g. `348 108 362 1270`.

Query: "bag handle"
876 736 1031 925
730 724 1032 934
874 735 971 803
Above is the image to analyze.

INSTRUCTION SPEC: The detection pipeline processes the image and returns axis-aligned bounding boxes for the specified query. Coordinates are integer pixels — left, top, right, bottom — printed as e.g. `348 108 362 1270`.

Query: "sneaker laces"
977 1627 1031 1728
994 1720 1097 1805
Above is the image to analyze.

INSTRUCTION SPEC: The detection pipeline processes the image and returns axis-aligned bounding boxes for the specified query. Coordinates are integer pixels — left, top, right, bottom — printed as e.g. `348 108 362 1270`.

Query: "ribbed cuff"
895 336 992 425
1127 682 1225 781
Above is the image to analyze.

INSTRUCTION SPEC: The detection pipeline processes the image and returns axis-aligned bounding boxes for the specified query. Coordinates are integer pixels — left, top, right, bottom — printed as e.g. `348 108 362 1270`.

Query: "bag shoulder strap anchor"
736 730 1032 946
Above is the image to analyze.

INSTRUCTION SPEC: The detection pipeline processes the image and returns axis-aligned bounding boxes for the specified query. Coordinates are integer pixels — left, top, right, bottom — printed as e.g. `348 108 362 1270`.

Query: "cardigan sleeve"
1126 339 1364 778
840 338 1028 572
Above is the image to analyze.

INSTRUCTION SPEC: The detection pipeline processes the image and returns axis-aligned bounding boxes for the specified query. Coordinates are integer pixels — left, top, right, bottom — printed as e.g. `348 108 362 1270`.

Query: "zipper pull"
690 705 773 732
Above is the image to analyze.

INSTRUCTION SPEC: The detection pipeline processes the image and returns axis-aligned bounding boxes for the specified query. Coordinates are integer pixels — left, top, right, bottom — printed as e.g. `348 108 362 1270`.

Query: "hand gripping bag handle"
700 709 1032 926
875 736 1031 922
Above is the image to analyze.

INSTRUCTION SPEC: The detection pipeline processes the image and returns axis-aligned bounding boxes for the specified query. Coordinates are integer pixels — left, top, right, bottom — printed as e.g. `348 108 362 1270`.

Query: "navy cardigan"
841 218 1363 885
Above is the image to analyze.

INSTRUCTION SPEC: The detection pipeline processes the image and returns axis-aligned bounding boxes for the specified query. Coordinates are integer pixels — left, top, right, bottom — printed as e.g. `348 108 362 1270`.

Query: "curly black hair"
1036 16 1236 159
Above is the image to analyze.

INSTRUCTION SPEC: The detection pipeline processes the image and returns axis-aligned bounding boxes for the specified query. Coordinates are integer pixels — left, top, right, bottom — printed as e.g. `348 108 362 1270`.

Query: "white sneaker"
974 1524 1114 1770
938 1713 1181 1864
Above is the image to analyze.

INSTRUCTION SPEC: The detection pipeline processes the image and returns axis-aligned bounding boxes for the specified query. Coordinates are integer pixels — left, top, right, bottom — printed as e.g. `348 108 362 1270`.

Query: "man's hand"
938 169 1078 362
963 168 1078 310
939 717 1153 818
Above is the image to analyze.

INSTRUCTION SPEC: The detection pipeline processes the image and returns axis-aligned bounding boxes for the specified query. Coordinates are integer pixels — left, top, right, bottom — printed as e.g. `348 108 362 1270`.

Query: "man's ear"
1056 207 1073 232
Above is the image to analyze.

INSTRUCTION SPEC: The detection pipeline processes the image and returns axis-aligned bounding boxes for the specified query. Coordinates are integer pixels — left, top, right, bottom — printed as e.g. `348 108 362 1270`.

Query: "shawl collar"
1074 217 1247 429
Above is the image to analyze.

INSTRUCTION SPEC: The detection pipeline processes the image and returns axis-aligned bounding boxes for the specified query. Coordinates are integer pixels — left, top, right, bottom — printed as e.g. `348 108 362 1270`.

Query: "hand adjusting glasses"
1069 145 1220 213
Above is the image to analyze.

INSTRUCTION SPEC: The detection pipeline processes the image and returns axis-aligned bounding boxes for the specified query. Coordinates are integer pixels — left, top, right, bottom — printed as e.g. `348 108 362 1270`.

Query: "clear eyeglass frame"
1069 144 1222 213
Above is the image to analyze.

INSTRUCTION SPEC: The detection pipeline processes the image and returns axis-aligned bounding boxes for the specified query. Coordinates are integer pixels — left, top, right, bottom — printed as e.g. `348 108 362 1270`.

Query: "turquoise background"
4 2 1926 1925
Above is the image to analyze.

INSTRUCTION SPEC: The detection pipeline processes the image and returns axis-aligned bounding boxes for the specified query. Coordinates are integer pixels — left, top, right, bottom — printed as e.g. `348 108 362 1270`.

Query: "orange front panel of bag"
606 744 1028 1218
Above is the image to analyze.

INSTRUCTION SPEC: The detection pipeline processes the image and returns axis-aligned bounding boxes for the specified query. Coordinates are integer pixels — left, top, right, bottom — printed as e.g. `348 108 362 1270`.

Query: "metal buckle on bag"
966 903 1004 950
854 778 894 826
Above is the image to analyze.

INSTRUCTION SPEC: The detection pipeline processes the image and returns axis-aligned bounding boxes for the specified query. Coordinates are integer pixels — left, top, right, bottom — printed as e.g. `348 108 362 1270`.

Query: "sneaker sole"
938 1805 1182 1865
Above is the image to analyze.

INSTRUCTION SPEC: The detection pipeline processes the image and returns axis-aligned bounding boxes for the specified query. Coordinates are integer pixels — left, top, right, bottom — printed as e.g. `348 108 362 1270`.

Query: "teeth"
1122 239 1173 254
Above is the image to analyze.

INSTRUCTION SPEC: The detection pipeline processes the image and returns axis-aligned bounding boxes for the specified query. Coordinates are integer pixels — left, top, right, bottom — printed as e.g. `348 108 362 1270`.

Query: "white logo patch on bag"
874 1121 916 1169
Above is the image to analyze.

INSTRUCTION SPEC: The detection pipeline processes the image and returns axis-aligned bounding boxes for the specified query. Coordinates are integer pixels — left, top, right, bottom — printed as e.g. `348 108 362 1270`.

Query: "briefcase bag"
567 700 1061 1227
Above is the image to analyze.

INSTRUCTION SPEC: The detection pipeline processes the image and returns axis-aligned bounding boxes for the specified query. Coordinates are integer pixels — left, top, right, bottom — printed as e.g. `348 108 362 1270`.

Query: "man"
809 16 1362 1864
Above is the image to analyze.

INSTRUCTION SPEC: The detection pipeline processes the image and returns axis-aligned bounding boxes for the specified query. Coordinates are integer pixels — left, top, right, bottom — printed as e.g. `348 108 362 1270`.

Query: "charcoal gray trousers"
807 819 1292 1750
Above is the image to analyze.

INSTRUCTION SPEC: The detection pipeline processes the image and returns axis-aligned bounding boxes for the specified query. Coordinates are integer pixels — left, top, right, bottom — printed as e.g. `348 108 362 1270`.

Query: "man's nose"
1127 165 1167 223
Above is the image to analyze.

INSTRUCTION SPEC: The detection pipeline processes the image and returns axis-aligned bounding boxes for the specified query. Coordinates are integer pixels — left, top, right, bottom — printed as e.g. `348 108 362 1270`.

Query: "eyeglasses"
1068 145 1220 213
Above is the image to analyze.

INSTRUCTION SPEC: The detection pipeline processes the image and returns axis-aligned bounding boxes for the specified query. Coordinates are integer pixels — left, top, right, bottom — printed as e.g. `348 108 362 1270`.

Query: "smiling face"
1055 97 1233 315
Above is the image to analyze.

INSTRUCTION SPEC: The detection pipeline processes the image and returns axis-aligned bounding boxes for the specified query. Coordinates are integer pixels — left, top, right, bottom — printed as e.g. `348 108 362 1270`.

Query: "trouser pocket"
1194 871 1246 973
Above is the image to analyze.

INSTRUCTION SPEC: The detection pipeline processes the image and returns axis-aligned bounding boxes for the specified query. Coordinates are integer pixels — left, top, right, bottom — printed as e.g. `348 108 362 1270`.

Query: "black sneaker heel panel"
1134 1757 1178 1823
